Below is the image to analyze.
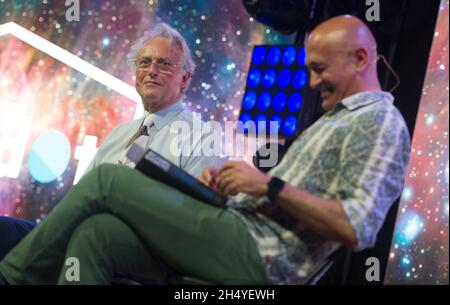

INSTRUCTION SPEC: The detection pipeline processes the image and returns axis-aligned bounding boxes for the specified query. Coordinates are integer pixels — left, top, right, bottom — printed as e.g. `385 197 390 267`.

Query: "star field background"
0 0 292 220
384 0 449 285
0 0 448 285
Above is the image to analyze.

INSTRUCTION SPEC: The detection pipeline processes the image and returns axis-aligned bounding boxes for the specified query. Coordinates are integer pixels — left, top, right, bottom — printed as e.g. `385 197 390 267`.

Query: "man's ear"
354 47 369 72
180 71 191 91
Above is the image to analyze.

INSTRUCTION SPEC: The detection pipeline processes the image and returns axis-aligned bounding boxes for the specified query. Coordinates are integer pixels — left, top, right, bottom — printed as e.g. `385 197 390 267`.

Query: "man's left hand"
217 161 270 196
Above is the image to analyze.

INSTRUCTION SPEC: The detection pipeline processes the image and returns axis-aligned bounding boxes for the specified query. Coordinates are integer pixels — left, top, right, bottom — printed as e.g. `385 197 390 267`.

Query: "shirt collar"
142 99 186 130
339 91 394 111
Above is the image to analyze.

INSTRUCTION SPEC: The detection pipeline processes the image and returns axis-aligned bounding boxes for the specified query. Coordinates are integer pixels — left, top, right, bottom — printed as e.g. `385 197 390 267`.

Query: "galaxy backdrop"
384 0 449 285
0 0 448 285
0 0 292 220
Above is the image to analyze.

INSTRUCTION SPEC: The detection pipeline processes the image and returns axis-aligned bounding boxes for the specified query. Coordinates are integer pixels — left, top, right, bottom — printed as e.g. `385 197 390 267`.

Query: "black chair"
301 246 351 285
112 245 349 285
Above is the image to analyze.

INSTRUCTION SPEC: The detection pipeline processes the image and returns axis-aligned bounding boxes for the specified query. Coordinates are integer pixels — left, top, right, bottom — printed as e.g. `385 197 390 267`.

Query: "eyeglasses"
135 57 177 72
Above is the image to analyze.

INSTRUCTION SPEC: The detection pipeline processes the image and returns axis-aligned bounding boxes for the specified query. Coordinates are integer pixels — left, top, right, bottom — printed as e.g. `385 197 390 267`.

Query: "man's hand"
198 167 220 189
217 161 270 196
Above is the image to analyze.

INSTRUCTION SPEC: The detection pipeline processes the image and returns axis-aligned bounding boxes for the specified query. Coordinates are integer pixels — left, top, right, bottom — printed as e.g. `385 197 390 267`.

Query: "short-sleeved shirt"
229 91 411 284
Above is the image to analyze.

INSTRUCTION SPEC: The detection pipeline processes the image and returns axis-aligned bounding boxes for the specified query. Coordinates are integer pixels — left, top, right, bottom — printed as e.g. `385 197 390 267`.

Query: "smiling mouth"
144 81 161 86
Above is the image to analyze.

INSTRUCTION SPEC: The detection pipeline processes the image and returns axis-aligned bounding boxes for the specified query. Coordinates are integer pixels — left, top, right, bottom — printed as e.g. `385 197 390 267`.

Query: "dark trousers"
0 216 36 261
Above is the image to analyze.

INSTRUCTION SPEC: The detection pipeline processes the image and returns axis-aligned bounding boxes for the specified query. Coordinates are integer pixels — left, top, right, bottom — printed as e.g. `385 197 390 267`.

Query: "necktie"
125 124 149 149
120 121 153 166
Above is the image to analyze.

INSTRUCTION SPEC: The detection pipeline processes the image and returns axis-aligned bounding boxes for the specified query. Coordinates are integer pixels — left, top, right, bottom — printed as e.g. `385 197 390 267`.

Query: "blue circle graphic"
243 91 257 110
267 46 281 66
282 46 296 66
283 116 298 136
28 130 71 183
273 92 287 112
247 69 261 88
277 69 292 89
288 92 303 112
252 46 266 65
293 69 308 89
257 91 272 111
262 68 277 88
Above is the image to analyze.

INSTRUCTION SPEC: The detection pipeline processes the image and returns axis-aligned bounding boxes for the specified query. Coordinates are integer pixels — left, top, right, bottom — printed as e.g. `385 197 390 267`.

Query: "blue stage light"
277 69 291 89
255 114 267 133
282 46 296 66
252 46 266 65
257 91 271 111
297 47 306 66
238 113 253 133
269 114 282 134
247 68 261 88
283 116 298 136
267 46 281 66
262 68 276 88
243 91 257 110
239 113 252 124
288 92 303 112
273 92 287 112
293 69 307 89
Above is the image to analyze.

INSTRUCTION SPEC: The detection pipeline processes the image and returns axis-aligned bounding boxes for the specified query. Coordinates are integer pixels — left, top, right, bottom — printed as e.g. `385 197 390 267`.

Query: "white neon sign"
0 22 143 182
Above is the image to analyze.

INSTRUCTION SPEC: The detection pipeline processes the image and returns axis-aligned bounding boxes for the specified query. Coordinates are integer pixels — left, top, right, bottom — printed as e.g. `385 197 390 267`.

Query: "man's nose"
148 63 159 78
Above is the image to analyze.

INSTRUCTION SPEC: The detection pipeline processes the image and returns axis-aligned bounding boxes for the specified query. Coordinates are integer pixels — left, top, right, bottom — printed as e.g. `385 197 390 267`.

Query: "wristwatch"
267 177 286 202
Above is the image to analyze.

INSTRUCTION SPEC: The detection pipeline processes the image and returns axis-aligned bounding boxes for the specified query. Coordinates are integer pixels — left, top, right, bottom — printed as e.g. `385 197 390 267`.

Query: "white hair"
127 23 196 92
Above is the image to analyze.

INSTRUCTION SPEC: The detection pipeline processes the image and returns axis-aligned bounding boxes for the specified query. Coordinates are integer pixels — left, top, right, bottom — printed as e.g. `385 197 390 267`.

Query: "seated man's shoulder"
358 99 407 127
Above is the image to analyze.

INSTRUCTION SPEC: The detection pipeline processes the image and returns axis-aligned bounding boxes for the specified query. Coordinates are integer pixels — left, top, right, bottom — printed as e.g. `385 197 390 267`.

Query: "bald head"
308 15 378 62
304 15 382 111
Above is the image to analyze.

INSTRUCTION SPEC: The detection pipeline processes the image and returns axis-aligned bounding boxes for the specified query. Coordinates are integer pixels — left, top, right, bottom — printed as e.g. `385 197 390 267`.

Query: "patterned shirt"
229 91 411 284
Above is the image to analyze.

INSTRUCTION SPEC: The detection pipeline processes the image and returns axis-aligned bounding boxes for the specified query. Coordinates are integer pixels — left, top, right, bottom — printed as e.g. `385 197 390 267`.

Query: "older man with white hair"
0 23 223 264
87 22 222 175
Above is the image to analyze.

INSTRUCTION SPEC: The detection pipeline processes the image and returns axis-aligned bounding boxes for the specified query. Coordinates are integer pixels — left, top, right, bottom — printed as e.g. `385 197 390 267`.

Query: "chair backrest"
317 199 401 285
301 246 349 285
343 199 401 285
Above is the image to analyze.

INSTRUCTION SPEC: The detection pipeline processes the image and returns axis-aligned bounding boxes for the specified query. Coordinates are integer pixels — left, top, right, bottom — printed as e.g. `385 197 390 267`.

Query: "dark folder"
126 143 227 209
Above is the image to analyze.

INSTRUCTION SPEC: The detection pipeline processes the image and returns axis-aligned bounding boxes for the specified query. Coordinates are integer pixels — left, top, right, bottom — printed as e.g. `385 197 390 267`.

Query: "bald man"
306 15 381 111
0 16 411 285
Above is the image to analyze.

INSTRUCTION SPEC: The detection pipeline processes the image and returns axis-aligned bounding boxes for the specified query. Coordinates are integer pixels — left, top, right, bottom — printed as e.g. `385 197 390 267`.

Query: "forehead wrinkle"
137 39 181 62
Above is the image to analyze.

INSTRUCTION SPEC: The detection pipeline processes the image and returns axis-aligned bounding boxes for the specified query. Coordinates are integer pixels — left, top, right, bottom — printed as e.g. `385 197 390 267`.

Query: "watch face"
268 177 285 201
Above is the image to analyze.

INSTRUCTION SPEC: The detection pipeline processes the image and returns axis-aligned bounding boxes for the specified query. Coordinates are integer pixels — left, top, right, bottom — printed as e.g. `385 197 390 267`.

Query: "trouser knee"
67 214 126 253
